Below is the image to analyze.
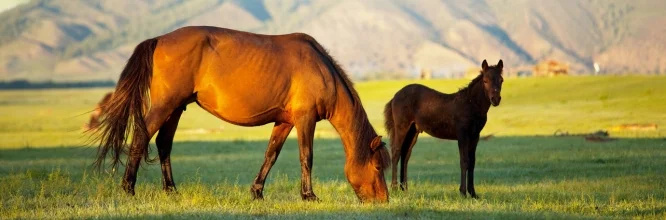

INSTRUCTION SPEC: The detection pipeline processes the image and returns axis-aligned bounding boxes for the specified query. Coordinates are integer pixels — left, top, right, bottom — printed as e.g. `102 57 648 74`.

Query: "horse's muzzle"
491 96 501 106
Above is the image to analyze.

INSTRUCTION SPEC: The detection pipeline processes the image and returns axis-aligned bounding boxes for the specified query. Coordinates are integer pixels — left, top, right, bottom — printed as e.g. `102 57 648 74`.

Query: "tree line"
0 79 115 90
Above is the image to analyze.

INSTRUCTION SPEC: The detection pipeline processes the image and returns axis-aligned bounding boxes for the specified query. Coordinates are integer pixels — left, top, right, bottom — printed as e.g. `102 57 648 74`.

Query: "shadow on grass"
1 136 664 219
0 136 664 195
111 208 595 220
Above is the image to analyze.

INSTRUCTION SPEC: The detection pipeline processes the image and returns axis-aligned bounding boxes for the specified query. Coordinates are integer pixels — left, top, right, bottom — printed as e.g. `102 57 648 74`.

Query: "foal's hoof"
301 193 319 201
163 185 177 191
124 189 135 196
392 183 407 192
250 188 264 200
163 187 178 195
470 193 479 199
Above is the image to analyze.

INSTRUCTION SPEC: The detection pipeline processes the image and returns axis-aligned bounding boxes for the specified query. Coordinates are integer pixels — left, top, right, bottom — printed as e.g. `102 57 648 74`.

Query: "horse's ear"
497 60 503 69
482 60 489 71
371 136 383 151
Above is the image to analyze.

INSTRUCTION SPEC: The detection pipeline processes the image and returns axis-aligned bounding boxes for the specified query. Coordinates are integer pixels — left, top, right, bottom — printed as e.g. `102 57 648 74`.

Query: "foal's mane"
456 64 501 97
309 40 391 170
456 73 484 97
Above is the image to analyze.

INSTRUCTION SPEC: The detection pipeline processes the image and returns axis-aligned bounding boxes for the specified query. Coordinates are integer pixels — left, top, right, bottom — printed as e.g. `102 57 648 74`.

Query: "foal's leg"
251 122 294 200
400 127 419 191
467 136 479 198
155 108 184 193
390 124 409 190
456 136 470 197
122 105 173 195
294 113 318 201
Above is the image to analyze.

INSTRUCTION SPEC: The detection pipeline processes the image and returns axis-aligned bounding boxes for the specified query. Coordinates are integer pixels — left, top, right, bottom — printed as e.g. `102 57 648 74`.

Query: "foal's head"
481 59 504 106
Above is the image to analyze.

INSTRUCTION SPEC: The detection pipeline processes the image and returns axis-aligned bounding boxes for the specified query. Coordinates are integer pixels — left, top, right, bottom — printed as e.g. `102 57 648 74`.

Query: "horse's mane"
456 64 502 98
308 40 390 170
456 73 484 97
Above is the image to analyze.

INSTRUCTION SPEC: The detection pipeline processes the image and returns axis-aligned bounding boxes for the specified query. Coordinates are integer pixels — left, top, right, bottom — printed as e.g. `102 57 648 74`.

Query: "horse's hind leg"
122 105 174 195
251 122 294 200
399 123 419 191
156 108 184 193
390 122 409 190
122 85 190 195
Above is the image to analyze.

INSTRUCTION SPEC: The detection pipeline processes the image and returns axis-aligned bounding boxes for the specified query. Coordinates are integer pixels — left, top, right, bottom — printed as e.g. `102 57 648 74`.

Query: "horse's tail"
93 38 158 171
383 99 395 146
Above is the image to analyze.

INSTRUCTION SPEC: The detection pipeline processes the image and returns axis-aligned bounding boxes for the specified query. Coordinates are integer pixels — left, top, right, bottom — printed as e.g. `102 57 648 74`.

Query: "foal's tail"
93 38 158 171
383 99 395 146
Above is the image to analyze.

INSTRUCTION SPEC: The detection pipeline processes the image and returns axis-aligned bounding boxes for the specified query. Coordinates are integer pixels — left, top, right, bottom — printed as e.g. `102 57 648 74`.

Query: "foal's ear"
371 136 383 151
481 60 489 71
497 59 503 69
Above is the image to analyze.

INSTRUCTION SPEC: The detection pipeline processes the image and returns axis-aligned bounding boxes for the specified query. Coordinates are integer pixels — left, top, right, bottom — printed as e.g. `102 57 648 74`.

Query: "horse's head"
84 107 103 131
346 136 390 203
481 59 504 106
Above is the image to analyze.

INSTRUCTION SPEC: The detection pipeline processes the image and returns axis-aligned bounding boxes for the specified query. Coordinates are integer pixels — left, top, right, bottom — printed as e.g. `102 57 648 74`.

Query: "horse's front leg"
294 113 318 201
250 122 294 200
467 136 479 199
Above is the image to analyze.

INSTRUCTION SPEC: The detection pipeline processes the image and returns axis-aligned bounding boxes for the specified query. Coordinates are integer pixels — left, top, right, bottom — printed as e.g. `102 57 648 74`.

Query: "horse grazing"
94 26 390 202
384 60 503 198
83 92 114 130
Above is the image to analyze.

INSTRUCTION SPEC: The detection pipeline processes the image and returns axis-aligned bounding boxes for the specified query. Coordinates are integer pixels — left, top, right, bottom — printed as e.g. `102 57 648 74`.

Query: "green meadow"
1 75 665 219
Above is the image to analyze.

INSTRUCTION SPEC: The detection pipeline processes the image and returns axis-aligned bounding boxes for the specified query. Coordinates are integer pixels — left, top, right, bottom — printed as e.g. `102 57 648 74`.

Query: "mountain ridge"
1 0 664 81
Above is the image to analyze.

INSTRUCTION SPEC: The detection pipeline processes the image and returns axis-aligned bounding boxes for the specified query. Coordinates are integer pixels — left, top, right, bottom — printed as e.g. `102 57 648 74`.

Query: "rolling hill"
0 0 665 81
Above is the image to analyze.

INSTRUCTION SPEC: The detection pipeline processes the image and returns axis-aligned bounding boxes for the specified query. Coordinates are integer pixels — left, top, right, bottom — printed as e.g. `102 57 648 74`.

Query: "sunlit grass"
1 75 665 149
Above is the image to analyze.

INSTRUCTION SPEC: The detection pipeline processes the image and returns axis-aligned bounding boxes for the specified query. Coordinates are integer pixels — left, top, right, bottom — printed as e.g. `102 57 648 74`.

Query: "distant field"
0 75 665 219
0 75 664 148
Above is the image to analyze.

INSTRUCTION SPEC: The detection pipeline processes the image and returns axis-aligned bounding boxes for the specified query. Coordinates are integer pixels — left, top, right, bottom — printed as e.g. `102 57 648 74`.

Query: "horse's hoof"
301 193 319 201
122 183 135 196
459 190 467 198
250 188 264 200
163 186 178 195
124 188 135 196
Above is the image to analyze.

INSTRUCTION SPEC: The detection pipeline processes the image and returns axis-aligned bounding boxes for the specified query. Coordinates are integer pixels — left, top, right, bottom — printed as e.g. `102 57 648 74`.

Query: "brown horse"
83 92 113 130
384 60 503 198
93 26 390 202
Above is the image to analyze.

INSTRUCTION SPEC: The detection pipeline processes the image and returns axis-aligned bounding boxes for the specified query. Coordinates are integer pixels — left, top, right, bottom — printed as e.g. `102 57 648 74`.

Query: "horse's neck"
466 78 491 115
328 94 374 165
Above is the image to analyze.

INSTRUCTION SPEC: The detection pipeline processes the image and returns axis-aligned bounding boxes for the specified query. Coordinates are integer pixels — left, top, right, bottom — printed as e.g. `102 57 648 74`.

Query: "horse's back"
392 84 454 109
158 26 314 51
151 26 336 126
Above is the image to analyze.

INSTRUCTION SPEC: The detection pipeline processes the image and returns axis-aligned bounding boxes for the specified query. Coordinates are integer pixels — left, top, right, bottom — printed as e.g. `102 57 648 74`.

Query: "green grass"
1 75 665 219
1 75 665 148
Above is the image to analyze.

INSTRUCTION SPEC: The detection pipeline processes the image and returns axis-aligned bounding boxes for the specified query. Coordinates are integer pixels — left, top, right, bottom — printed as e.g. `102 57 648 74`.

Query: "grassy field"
1 75 665 219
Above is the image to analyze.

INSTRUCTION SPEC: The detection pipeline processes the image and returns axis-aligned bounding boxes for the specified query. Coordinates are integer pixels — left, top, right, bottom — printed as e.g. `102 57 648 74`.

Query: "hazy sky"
0 0 28 13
